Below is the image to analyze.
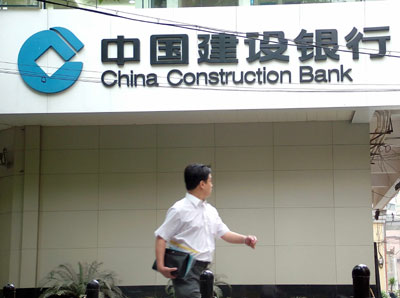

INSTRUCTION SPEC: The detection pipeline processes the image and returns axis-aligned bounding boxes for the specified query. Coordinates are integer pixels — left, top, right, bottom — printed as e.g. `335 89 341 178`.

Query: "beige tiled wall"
12 121 374 287
0 127 25 286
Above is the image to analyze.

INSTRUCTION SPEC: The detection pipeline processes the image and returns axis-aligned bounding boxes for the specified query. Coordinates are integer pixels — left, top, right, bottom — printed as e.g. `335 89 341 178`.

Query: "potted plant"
39 261 127 298
388 277 398 298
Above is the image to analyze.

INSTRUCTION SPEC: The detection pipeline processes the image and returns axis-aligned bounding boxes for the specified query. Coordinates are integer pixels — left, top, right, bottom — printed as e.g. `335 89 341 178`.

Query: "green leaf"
39 261 127 298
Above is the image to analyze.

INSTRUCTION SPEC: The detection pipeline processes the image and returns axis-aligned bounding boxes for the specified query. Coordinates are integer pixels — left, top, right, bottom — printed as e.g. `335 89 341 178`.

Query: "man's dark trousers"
172 261 209 298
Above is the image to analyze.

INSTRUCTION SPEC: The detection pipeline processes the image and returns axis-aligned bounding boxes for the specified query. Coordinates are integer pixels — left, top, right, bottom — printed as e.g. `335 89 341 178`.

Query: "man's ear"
198 180 206 189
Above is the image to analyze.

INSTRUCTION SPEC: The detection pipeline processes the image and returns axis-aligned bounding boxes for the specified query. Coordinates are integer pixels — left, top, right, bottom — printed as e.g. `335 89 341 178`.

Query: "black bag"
152 248 190 279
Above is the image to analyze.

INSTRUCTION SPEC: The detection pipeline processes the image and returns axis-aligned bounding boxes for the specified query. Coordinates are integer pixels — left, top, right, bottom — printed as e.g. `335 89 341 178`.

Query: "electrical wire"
5 66 400 92
32 0 400 60
4 60 400 88
4 60 400 92
3 1 400 93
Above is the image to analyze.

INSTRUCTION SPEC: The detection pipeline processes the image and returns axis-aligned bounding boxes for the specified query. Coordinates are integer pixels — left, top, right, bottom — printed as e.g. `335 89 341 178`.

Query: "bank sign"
18 27 84 94
101 26 390 89
18 25 390 93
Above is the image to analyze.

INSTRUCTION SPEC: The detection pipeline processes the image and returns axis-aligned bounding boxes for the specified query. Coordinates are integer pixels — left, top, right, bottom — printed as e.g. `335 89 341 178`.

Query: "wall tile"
0 129 15 178
333 122 369 145
0 128 15 150
12 174 24 212
215 246 275 284
333 145 370 170
98 210 156 247
9 249 21 286
10 212 22 250
0 176 13 213
158 148 214 172
25 126 40 150
12 149 25 176
156 173 216 208
156 210 167 231
275 208 335 245
99 173 156 210
42 126 99 150
215 147 273 171
39 211 98 249
0 213 11 250
335 208 373 245
157 124 214 148
0 250 10 286
215 171 273 208
215 123 273 147
25 149 40 174
20 249 37 288
41 150 98 174
99 125 156 149
274 122 332 145
22 174 40 212
0 164 13 178
99 247 156 286
21 211 38 249
99 149 156 173
334 170 371 207
13 127 25 151
218 208 274 246
276 246 336 284
37 248 98 282
274 170 334 207
336 245 374 284
14 122 375 287
157 172 190 209
274 146 332 170
41 174 98 211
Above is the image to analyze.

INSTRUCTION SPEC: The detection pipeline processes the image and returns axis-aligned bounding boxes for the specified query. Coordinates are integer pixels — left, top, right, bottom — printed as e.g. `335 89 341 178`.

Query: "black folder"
152 248 191 279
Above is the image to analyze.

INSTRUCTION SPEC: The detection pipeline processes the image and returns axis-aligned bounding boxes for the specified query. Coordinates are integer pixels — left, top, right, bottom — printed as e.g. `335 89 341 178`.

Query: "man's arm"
221 231 257 249
155 236 178 279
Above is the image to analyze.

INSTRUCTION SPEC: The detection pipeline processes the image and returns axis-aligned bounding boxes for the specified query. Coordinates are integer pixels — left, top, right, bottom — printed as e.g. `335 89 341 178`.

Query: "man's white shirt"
155 193 230 262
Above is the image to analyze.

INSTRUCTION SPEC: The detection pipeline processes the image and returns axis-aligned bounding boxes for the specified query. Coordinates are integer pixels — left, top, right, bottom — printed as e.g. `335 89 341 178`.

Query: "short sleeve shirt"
155 193 230 262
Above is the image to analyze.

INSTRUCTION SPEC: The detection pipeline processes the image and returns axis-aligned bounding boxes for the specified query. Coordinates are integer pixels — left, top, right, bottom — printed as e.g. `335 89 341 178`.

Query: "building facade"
1 0 397 296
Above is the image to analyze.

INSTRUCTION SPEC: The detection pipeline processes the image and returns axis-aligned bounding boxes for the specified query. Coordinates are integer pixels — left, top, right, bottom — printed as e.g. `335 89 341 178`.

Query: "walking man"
155 163 257 298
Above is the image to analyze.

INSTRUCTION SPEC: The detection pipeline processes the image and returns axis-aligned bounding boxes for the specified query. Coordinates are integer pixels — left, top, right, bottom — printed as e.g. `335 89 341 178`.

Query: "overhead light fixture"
0 148 12 168
129 0 135 3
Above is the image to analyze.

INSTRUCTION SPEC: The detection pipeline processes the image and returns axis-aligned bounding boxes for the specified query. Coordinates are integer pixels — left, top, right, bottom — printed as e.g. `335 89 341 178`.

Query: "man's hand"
244 235 257 249
158 266 178 279
155 236 178 279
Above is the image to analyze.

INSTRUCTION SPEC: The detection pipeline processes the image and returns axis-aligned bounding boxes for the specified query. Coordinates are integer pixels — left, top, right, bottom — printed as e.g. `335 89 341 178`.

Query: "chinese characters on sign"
101 27 390 65
100 26 390 88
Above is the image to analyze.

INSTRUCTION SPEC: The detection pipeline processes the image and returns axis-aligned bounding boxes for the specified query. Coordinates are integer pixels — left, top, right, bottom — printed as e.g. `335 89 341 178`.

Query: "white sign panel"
1 0 400 114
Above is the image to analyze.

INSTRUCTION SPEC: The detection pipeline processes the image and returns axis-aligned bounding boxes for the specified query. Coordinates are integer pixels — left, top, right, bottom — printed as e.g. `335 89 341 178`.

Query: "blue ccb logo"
18 27 84 94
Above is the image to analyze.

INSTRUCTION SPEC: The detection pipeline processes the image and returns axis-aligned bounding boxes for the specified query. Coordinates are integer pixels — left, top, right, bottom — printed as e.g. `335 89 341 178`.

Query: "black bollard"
86 279 100 298
3 284 16 298
352 264 370 298
200 270 214 298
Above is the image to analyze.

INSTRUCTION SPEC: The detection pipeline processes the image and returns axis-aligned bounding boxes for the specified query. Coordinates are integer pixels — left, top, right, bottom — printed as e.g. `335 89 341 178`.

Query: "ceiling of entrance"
0 108 356 128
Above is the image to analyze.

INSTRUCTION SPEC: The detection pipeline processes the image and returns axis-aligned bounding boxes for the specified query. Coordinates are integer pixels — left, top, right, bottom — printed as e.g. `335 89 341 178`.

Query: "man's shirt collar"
185 192 206 207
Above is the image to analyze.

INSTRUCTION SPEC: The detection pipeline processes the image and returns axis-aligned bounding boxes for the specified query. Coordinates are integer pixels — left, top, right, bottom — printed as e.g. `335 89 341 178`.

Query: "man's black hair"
184 163 211 191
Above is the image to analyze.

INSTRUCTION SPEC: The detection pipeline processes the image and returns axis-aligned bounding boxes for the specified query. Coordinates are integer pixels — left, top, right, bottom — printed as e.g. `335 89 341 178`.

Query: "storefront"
1 0 398 296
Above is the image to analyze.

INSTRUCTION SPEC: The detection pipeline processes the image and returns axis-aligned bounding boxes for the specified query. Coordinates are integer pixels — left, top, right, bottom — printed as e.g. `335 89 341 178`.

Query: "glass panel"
152 0 166 7
179 0 238 7
0 0 39 7
252 0 364 4
42 0 137 9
